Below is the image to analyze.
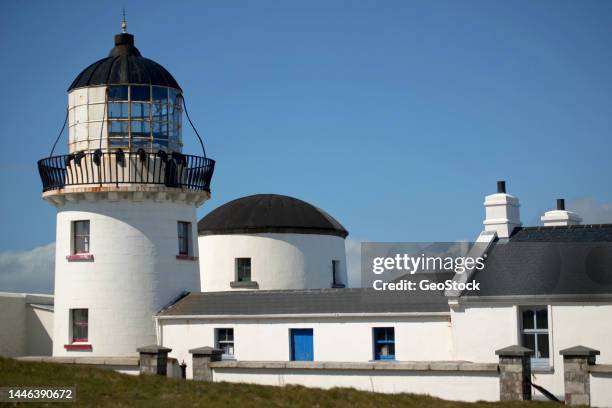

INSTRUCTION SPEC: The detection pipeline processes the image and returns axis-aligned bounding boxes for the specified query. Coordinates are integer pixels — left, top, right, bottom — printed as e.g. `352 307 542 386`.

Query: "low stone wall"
208 360 500 402
589 364 612 408
15 356 140 376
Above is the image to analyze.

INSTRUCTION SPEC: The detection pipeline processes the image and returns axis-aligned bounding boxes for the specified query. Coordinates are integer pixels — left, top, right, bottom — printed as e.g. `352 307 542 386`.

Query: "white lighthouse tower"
38 23 215 357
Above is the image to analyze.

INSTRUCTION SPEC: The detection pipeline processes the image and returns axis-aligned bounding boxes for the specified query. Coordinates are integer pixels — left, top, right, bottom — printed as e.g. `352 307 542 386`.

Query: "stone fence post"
137 344 172 376
495 345 533 401
560 345 600 406
189 346 223 381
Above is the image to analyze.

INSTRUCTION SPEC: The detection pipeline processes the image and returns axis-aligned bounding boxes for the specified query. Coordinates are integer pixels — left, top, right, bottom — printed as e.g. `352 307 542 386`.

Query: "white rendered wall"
158 315 452 378
53 199 200 357
0 293 27 356
198 233 347 291
591 373 612 408
450 304 519 362
0 293 54 357
531 304 612 400
27 306 54 356
212 369 499 402
451 302 612 401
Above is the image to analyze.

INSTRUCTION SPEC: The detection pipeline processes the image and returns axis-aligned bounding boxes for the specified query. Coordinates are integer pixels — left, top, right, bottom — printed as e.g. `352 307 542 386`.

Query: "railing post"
496 345 533 401
560 345 600 406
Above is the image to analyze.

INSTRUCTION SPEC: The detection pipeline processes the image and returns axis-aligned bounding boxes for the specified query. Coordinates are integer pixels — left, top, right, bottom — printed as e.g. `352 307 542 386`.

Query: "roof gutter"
156 311 450 320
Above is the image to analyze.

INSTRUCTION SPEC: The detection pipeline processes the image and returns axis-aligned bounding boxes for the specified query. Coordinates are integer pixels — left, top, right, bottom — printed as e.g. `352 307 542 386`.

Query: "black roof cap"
198 194 349 238
68 32 180 91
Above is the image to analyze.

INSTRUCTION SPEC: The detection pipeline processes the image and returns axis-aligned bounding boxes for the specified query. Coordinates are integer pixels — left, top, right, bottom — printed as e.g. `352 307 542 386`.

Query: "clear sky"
1 0 612 254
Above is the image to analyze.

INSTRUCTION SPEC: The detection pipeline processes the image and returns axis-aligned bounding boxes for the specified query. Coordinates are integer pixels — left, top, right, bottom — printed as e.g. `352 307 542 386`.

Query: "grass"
0 357 561 408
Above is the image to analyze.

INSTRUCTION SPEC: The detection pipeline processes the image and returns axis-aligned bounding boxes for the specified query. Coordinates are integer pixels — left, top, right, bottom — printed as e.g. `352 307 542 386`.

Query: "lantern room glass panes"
108 85 128 101
105 85 182 152
68 85 182 152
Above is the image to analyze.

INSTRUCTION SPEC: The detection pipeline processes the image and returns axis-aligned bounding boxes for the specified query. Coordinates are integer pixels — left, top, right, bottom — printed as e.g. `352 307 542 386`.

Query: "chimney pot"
556 198 565 211
483 181 521 238
541 198 581 226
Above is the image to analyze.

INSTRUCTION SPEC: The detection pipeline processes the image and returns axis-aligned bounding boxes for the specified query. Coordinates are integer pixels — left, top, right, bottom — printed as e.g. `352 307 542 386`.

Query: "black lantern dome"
68 32 180 91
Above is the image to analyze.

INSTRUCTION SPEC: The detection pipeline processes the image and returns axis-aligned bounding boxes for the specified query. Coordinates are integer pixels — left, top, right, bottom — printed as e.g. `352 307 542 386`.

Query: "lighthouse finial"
121 8 127 33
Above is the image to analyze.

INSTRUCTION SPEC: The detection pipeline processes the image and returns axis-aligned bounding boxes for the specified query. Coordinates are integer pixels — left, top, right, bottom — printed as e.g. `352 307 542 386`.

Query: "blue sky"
1 0 612 255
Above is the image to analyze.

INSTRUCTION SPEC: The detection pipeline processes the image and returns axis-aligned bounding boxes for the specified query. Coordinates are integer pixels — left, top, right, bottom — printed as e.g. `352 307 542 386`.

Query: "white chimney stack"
541 198 582 227
483 180 522 239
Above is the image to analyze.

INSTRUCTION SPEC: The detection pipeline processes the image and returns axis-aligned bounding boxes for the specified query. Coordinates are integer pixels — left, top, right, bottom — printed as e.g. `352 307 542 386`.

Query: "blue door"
290 329 313 361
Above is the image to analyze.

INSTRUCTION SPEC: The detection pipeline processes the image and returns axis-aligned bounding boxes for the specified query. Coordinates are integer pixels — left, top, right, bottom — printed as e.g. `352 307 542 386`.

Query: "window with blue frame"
373 327 395 360
290 329 314 361
520 306 550 368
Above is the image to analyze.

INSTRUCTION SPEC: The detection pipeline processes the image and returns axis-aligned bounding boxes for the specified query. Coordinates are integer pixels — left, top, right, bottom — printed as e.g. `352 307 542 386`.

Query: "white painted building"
198 194 348 291
1 24 611 406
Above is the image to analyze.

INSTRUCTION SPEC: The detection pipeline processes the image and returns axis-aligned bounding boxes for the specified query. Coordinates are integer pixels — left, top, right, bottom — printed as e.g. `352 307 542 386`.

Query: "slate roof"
158 286 450 317
198 194 349 238
464 224 612 298
68 33 180 91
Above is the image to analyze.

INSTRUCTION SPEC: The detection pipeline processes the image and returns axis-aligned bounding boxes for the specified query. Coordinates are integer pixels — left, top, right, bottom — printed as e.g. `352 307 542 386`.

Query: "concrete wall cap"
189 346 223 355
495 345 534 356
559 345 600 357
136 344 172 354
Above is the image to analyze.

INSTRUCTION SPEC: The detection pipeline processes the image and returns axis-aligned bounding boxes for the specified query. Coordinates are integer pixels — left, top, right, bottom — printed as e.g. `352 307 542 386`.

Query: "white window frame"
215 328 235 359
235 258 251 282
519 305 551 369
72 220 90 254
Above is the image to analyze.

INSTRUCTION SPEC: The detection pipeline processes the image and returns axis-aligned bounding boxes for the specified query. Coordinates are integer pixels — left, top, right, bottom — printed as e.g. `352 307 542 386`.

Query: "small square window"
177 222 192 256
373 327 395 360
71 309 88 342
72 220 90 254
215 328 234 358
236 258 251 282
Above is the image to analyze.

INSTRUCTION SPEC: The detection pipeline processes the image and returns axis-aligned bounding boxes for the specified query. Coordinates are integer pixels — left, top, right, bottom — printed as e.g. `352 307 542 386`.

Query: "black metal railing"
38 149 215 192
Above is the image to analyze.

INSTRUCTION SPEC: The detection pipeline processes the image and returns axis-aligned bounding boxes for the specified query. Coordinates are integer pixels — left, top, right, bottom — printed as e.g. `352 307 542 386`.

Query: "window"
236 258 251 282
373 327 395 360
332 260 344 287
104 85 182 152
71 309 88 342
290 329 314 361
215 328 234 358
73 220 90 254
520 306 549 368
177 222 191 256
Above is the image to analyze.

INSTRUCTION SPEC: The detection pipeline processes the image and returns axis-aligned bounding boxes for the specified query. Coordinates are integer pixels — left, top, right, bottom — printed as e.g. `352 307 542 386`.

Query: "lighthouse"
37 22 215 356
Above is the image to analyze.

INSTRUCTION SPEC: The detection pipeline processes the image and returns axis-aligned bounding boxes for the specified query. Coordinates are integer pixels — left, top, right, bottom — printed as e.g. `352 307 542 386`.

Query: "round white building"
38 27 215 356
198 194 348 291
